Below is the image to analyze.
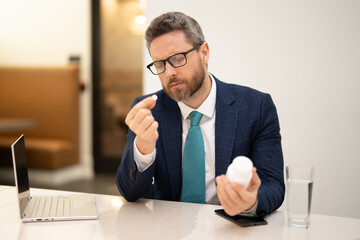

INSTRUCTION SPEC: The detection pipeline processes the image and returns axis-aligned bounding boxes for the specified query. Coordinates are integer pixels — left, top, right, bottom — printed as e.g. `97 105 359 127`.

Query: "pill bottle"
226 156 253 189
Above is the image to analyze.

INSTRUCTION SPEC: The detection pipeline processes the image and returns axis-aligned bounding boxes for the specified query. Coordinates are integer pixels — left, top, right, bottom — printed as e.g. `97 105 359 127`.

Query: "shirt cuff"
133 140 156 172
241 199 258 216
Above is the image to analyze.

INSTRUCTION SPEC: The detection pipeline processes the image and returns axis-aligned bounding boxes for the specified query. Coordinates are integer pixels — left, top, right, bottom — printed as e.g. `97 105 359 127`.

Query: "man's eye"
153 62 164 69
170 54 185 63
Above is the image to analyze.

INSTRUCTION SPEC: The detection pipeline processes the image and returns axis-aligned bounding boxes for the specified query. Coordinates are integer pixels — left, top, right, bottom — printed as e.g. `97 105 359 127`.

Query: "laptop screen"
11 134 30 216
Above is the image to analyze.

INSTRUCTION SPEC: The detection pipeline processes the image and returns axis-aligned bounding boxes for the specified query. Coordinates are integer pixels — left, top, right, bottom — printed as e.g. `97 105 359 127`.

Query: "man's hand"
125 96 158 155
216 167 261 216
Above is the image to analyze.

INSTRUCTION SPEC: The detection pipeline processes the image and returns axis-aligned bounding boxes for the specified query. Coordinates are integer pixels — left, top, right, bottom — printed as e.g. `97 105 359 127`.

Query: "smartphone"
215 209 268 227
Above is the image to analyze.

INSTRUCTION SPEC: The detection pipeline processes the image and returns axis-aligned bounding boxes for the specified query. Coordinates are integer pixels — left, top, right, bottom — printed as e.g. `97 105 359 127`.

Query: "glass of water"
286 165 314 228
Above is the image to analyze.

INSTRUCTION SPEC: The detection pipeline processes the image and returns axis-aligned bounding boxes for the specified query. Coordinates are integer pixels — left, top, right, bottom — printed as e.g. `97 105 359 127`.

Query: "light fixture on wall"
127 1 146 36
130 14 146 35
134 15 146 25
102 0 146 35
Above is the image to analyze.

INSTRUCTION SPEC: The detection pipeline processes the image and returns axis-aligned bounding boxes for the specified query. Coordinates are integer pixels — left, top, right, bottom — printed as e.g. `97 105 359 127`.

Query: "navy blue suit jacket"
116 76 284 216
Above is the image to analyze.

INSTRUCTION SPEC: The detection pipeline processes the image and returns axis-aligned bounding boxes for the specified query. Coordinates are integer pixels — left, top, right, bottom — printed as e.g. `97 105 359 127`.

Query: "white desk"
0 185 359 240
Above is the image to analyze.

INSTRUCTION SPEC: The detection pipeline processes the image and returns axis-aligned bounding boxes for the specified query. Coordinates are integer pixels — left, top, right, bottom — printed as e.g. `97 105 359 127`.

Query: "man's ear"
201 42 210 64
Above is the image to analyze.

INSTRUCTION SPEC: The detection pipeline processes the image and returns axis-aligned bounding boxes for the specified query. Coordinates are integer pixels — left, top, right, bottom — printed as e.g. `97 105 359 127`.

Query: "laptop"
11 134 98 222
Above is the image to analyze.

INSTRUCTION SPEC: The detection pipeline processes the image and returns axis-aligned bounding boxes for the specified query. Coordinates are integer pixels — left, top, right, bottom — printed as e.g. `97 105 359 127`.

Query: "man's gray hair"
145 12 205 51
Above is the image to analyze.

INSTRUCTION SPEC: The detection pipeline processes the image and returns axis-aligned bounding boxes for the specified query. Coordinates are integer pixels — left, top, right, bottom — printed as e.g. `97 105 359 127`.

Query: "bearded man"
116 11 284 217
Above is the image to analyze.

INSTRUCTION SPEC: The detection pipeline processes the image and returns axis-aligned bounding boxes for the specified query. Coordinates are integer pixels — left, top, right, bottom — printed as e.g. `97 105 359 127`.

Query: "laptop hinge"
22 196 32 218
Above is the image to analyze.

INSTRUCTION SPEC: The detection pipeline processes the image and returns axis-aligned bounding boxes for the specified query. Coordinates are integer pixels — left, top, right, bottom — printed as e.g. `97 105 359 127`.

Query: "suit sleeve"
116 98 155 201
251 94 285 216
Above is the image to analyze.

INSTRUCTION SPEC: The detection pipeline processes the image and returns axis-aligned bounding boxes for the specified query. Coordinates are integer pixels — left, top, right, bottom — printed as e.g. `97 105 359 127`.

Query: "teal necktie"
181 111 205 204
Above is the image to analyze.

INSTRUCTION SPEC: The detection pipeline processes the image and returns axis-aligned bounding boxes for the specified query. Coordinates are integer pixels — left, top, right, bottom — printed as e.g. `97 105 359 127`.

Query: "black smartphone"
215 209 268 227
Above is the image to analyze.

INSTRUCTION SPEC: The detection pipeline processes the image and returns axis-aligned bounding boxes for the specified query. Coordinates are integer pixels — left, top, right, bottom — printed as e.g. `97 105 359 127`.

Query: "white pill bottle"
226 156 253 189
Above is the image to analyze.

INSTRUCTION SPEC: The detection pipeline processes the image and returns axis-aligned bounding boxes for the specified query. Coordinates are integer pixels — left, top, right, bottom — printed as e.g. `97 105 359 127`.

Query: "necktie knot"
190 111 203 127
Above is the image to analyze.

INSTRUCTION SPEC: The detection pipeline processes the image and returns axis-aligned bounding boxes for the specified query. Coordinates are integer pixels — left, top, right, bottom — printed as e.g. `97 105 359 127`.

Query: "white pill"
152 94 158 101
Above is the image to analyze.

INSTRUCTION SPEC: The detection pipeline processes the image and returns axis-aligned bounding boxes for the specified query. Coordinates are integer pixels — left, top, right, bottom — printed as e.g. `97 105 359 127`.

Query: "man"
116 11 284 217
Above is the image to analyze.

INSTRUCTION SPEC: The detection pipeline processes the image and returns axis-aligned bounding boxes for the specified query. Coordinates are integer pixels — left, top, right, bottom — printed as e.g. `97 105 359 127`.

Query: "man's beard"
163 63 205 102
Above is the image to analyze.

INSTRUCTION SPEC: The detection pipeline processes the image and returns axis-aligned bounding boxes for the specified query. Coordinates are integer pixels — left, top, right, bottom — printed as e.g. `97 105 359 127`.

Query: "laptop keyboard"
26 195 70 218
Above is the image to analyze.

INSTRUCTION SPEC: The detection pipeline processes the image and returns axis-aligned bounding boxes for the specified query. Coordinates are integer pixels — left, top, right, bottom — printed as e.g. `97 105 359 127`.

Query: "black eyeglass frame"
146 44 202 75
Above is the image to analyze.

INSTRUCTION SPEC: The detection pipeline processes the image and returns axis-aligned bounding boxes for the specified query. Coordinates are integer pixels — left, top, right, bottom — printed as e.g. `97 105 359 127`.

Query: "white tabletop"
0 185 359 240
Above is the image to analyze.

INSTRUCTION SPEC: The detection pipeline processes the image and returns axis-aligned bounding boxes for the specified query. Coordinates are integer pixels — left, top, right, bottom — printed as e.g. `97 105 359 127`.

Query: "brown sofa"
0 66 80 170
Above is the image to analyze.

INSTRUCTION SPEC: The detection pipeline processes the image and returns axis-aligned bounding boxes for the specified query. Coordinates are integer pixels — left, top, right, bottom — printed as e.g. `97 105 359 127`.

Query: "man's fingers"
222 178 242 205
137 96 157 111
147 95 157 110
216 176 231 211
125 95 158 155
217 172 261 215
136 115 157 137
216 175 242 216
247 167 261 192
148 121 159 139
125 96 157 125
132 109 153 133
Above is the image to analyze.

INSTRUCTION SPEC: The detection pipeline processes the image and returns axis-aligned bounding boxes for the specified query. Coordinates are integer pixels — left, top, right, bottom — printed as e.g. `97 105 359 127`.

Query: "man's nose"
164 61 177 77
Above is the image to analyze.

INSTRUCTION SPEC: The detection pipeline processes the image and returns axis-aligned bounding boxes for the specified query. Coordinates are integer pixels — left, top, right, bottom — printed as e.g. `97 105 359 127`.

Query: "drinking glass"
286 165 314 228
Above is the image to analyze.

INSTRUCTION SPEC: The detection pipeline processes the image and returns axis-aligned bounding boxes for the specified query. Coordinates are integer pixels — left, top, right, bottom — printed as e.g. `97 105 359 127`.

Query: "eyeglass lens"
151 53 186 74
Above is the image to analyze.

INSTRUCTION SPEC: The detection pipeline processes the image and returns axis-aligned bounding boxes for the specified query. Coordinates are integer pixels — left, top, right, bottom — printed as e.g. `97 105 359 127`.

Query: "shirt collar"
178 73 217 120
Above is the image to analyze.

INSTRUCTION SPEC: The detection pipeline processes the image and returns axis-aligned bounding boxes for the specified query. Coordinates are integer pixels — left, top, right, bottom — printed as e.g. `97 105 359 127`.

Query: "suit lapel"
161 96 182 200
214 78 238 176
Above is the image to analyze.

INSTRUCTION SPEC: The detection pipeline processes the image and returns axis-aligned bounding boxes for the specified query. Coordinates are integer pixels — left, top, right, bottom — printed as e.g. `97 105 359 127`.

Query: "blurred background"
0 0 359 219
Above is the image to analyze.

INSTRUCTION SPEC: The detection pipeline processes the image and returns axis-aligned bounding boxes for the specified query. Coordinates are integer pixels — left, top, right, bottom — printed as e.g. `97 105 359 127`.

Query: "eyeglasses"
147 44 201 75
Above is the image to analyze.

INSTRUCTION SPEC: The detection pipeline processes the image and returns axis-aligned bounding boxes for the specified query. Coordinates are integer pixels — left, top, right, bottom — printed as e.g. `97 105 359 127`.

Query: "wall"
0 0 93 182
144 0 360 218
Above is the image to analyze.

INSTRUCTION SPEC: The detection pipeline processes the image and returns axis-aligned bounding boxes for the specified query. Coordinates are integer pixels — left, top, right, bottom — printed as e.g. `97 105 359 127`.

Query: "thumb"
144 95 157 110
